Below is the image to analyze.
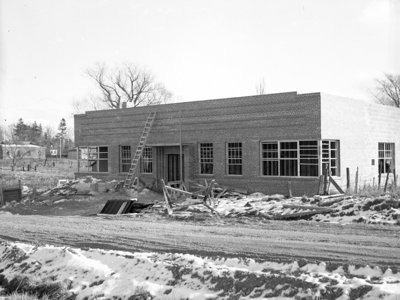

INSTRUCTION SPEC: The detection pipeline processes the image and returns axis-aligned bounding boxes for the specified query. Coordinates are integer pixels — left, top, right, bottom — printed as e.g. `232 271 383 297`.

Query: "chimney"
121 102 127 109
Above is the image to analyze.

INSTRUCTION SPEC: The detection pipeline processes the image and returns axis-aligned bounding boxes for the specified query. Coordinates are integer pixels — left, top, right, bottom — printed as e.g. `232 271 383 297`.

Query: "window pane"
263 160 278 176
99 160 108 172
141 147 153 173
227 143 242 175
280 160 297 176
300 165 318 177
200 143 213 174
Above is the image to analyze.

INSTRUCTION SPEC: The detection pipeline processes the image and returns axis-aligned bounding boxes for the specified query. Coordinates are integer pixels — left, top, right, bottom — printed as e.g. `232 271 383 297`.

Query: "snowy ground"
0 241 399 300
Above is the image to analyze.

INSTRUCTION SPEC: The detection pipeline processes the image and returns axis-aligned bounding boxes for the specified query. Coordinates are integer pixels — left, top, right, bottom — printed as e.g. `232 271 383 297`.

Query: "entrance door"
167 154 184 183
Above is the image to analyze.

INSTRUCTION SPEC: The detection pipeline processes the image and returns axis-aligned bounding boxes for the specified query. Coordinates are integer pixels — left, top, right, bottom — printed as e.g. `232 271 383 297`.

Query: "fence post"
393 168 397 189
323 164 330 195
287 181 293 198
355 167 359 194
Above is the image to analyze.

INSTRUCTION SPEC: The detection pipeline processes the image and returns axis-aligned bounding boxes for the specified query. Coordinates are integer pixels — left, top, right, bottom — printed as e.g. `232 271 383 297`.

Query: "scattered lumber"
318 196 352 207
273 208 333 220
161 179 221 218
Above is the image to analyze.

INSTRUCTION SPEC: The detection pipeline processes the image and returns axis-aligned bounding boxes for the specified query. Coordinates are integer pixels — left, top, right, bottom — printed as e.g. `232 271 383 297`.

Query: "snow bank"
0 242 399 299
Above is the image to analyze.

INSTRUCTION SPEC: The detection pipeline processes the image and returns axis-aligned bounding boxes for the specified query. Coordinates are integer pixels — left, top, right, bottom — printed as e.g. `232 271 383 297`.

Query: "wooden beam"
328 175 345 194
282 204 334 211
161 179 173 215
273 208 333 220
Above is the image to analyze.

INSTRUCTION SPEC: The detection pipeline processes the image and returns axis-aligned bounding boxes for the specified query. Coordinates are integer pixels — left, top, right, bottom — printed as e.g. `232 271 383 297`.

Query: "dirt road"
0 214 399 268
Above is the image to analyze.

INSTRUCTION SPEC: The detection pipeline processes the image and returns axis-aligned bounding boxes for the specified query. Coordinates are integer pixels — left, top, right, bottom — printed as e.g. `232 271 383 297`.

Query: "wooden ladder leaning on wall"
123 111 157 189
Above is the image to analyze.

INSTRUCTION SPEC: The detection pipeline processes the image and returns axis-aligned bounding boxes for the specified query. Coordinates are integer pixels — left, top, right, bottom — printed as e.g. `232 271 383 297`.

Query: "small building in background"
0 144 46 160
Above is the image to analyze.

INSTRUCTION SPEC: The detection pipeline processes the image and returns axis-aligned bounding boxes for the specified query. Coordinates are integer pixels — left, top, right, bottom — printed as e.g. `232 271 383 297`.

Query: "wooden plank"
161 179 173 215
355 167 359 193
318 196 351 207
287 181 293 198
273 208 333 220
329 175 345 194
384 170 390 192
116 201 128 215
282 204 334 211
318 175 324 195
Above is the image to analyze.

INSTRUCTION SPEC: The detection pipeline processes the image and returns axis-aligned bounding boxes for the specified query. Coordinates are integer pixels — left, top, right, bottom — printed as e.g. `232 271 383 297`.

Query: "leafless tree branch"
87 62 172 109
374 73 400 108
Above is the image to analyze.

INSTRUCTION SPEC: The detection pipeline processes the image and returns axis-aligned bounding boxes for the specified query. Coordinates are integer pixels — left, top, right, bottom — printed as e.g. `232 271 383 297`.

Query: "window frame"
199 143 214 175
120 145 131 173
226 142 243 176
78 145 109 173
321 140 340 177
378 142 395 174
260 139 339 177
141 147 153 174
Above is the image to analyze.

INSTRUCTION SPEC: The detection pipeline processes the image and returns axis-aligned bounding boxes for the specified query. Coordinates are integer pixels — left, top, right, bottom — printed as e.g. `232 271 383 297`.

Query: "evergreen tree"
13 118 29 141
58 118 67 137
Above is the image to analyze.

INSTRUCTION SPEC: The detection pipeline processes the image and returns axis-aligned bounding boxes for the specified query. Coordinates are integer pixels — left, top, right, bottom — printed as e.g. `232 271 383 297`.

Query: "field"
0 163 400 299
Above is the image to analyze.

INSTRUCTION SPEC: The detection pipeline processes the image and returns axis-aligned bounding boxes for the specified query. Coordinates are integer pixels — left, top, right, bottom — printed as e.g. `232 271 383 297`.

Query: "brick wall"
75 92 322 195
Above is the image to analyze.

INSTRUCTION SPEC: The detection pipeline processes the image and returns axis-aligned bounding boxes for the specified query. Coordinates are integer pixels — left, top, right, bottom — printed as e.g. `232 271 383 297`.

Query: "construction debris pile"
20 177 122 199
172 193 400 225
2 176 399 225
161 180 400 225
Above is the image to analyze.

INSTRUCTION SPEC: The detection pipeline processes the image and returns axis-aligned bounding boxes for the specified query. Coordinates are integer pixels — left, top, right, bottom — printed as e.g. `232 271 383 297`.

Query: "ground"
0 163 400 299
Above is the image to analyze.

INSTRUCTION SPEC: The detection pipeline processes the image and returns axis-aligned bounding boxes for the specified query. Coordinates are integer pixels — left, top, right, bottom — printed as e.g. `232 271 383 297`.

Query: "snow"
0 241 399 299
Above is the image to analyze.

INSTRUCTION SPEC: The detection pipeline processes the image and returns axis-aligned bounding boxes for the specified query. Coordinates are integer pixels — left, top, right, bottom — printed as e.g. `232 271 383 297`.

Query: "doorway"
167 154 184 183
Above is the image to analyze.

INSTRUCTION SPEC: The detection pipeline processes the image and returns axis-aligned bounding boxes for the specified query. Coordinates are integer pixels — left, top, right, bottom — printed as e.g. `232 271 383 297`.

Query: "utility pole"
59 135 62 159
179 110 183 183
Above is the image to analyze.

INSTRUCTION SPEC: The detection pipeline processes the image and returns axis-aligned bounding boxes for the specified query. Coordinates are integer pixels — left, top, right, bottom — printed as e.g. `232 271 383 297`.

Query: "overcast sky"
0 0 399 131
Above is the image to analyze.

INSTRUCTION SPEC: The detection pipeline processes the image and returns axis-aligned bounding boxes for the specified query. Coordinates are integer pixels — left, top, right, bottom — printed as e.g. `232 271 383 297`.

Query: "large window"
120 146 131 173
141 147 153 174
79 146 108 172
378 143 394 174
227 142 242 175
261 140 338 177
199 143 213 174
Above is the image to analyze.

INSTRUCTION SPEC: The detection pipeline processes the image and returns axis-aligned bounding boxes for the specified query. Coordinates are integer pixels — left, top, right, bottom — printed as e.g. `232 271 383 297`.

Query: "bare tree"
374 73 400 108
255 78 266 95
2 125 30 171
87 63 172 109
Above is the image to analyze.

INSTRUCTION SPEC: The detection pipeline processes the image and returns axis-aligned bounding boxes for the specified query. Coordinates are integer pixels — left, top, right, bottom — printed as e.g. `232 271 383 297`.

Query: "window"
141 147 153 174
261 140 338 177
261 142 278 176
280 142 298 176
299 141 318 177
378 143 394 173
227 142 242 175
120 146 131 173
322 140 339 176
199 143 213 174
80 146 108 172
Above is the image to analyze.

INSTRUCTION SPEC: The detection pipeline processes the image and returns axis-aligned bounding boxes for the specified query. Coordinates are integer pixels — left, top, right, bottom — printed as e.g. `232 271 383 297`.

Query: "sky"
0 0 399 133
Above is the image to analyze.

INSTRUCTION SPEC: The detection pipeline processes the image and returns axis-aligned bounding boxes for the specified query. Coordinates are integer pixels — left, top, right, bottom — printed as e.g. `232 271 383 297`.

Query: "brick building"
74 92 400 195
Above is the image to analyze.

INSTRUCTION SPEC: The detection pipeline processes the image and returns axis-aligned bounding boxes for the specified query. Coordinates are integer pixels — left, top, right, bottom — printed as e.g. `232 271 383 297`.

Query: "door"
167 154 184 183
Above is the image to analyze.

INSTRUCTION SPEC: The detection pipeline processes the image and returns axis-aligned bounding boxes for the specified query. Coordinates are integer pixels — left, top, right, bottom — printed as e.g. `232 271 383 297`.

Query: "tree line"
1 118 72 155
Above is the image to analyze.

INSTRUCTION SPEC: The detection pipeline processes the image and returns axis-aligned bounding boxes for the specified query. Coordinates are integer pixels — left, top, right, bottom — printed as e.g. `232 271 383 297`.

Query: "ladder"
123 111 157 189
